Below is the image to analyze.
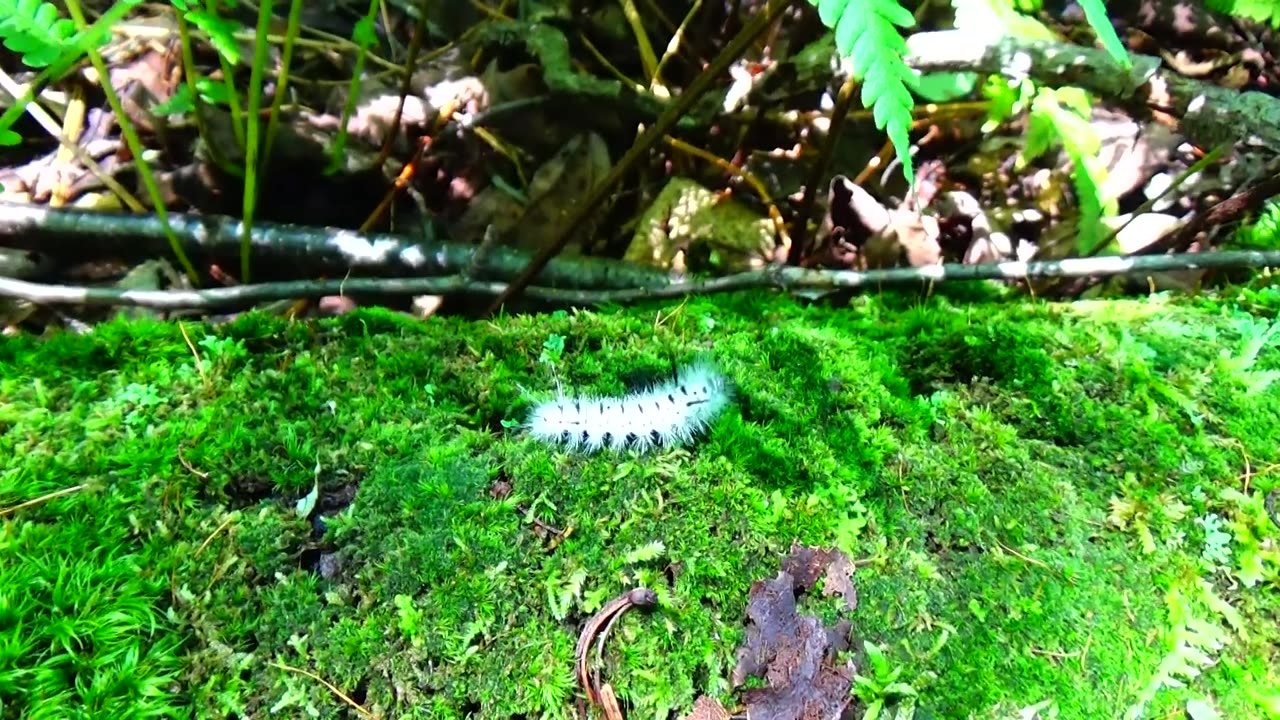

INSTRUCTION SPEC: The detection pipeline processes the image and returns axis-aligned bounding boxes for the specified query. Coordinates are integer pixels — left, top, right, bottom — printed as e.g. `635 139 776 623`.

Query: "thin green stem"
63 0 200 285
326 0 382 175
203 0 247 150
173 9 239 176
240 0 276 283
263 0 305 165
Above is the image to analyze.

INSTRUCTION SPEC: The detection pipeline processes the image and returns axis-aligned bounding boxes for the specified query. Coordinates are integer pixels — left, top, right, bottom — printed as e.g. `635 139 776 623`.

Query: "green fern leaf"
1125 588 1230 719
809 0 917 187
1022 88 1114 253
0 0 142 146
1207 0 1280 27
185 10 244 66
953 0 1055 132
0 0 77 68
1076 0 1132 69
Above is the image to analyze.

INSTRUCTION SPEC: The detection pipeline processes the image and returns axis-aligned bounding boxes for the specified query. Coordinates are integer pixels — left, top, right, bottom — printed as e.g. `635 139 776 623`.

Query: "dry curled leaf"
627 178 776 273
816 176 941 270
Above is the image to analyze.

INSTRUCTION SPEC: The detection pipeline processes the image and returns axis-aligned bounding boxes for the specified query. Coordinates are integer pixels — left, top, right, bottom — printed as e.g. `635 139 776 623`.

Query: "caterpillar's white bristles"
526 362 731 453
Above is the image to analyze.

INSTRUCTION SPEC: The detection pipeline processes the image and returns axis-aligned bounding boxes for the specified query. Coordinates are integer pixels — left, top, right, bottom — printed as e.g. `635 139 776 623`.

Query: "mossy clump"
1 292 1277 719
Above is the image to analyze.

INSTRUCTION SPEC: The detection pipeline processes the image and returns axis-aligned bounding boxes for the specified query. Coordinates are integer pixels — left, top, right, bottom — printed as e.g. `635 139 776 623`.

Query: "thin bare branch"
4 250 1279 311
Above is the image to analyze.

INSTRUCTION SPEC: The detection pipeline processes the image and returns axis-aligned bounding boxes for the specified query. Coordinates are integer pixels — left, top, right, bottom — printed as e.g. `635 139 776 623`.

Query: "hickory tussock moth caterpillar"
526 361 731 453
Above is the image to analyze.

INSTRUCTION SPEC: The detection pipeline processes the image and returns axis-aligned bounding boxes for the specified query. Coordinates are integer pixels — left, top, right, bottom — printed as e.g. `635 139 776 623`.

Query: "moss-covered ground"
1 292 1278 719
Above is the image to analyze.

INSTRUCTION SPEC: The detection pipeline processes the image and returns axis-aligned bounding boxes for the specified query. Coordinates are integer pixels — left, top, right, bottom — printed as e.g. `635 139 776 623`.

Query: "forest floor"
2 290 1279 720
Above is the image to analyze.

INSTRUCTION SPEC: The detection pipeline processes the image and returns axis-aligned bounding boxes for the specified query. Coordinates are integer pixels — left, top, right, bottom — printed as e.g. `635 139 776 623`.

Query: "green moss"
2 293 1278 719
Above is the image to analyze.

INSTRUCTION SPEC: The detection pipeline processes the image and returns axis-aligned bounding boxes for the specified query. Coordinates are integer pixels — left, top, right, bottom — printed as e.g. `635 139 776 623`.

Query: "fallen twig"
0 484 87 517
0 274 505 309
3 250 1279 310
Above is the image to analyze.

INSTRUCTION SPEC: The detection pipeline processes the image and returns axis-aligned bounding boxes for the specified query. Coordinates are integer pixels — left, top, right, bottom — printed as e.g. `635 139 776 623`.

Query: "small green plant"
953 0 1130 254
1125 584 1237 720
394 593 426 647
545 566 588 621
539 334 567 365
112 381 166 430
1195 513 1233 568
805 0 1129 226
1214 316 1280 395
198 333 250 369
807 479 869 553
1216 486 1280 589
853 641 919 720
1236 199 1280 249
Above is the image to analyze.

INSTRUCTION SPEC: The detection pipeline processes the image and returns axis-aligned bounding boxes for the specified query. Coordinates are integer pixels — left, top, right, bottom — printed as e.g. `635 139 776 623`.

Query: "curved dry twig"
574 587 659 712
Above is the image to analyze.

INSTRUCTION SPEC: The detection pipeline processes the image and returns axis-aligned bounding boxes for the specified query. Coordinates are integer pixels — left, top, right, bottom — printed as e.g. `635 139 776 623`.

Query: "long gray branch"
0 202 670 291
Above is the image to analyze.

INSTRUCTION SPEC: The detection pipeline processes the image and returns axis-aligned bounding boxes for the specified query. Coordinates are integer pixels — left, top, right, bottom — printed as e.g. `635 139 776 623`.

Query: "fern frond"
0 0 77 68
809 0 918 187
1124 587 1234 720
0 0 142 146
185 9 244 66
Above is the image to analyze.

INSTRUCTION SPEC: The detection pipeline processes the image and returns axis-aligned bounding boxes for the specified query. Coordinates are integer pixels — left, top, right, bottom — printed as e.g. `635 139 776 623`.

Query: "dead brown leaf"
455 132 611 252
679 695 731 720
815 176 941 270
732 544 861 720
515 132 611 253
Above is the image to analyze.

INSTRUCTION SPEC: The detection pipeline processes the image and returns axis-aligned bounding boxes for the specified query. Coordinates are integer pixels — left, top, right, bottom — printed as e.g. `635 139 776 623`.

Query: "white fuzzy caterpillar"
526 362 731 453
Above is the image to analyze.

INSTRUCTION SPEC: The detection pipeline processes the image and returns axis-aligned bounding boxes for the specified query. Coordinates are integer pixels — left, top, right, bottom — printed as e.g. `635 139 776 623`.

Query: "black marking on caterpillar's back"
525 362 731 453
